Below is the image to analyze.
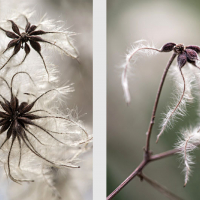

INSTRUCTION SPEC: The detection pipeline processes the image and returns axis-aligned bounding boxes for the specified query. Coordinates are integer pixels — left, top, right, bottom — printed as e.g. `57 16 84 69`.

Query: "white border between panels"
93 0 106 199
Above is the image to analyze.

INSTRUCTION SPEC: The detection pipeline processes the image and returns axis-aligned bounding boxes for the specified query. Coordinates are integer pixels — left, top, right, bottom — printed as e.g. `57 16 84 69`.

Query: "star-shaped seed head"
0 72 82 183
161 43 200 68
0 16 78 81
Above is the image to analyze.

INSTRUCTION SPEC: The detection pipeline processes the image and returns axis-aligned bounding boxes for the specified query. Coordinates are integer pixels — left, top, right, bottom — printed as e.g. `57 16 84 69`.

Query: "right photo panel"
107 0 200 199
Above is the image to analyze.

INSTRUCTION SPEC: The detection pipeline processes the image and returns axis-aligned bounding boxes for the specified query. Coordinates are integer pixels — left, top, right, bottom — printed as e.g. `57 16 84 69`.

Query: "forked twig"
107 53 178 199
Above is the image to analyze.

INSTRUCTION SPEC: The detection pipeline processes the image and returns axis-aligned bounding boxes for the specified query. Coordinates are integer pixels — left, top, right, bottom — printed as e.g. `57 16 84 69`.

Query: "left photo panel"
0 0 93 200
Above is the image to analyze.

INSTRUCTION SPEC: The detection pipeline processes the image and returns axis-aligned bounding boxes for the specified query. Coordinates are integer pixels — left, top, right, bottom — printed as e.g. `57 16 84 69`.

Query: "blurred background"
107 0 200 200
0 0 92 199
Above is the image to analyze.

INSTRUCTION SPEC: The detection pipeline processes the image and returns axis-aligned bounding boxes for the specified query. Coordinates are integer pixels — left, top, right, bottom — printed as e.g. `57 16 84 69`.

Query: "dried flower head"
0 15 79 80
162 43 200 68
0 72 89 184
157 43 200 141
122 41 200 142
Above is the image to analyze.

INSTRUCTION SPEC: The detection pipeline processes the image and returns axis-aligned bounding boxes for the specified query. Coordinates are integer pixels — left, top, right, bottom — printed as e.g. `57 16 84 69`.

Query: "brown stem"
107 148 179 200
150 148 179 161
107 53 178 200
107 160 147 200
145 53 177 154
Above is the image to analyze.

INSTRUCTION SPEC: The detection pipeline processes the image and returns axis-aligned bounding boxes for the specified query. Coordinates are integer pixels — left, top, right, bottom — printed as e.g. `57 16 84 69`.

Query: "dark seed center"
21 33 29 43
174 44 185 54
12 111 20 120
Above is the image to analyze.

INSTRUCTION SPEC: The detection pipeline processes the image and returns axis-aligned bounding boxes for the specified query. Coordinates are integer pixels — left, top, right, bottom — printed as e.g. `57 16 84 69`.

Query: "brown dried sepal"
161 43 176 52
186 45 200 54
177 52 187 68
185 49 198 62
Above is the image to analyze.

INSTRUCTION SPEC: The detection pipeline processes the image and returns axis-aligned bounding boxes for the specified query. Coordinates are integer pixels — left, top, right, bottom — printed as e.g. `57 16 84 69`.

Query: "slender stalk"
156 67 186 143
138 173 184 200
122 47 161 104
145 53 177 154
124 47 161 83
107 160 147 200
150 148 179 161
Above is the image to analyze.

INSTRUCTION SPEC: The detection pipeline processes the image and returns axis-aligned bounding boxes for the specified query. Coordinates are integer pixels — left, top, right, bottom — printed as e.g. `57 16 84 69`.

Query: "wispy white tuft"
176 127 200 186
157 65 195 142
37 17 79 60
121 40 160 104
